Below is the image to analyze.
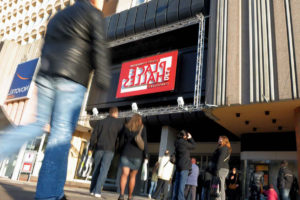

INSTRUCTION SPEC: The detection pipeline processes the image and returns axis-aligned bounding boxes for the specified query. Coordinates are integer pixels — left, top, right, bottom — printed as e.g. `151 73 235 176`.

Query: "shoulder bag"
135 125 144 150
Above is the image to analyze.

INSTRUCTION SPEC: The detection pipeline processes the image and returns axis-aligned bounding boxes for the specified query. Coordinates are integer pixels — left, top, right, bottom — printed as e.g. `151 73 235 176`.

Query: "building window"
132 0 147 7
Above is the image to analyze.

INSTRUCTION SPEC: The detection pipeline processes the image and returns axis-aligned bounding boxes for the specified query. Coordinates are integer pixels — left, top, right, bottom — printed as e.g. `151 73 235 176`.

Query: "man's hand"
88 150 93 156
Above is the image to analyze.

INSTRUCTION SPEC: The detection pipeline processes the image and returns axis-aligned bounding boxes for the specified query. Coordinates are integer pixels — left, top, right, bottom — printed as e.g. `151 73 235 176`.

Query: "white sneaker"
90 193 95 196
95 194 101 198
148 194 151 199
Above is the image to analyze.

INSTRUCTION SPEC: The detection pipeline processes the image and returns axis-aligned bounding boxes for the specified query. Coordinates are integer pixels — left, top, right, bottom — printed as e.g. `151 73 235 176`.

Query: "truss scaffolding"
81 14 207 122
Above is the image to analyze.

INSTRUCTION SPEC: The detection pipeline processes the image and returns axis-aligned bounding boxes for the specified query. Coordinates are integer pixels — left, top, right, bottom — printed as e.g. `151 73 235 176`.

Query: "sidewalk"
0 177 149 200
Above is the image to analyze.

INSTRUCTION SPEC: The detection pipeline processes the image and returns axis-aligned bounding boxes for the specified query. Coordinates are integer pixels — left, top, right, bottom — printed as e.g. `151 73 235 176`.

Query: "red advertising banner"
116 50 178 98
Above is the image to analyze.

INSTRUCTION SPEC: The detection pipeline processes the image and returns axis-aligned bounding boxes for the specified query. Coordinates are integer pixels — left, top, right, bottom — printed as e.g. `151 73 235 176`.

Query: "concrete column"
242 159 248 199
294 107 300 192
158 126 177 158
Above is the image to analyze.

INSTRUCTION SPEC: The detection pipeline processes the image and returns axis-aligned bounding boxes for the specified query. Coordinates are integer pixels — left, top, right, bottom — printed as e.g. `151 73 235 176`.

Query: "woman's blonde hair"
126 114 143 132
219 136 232 154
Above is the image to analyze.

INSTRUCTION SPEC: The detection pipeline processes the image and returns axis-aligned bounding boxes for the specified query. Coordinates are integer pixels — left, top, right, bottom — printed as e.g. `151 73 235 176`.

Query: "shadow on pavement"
0 182 35 200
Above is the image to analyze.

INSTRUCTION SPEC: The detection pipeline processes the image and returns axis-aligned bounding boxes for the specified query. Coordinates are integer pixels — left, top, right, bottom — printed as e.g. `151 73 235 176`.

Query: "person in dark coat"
172 130 196 200
226 167 240 200
250 168 264 200
118 114 148 200
0 0 110 200
277 160 294 200
89 107 125 198
211 136 232 200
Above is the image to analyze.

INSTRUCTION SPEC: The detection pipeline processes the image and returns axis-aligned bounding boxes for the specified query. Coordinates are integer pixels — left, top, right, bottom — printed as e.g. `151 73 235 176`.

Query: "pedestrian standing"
172 130 196 200
277 160 293 200
211 136 232 200
249 168 264 200
184 158 199 200
152 150 175 200
148 162 159 199
226 167 240 200
118 114 148 200
89 107 124 198
0 0 110 199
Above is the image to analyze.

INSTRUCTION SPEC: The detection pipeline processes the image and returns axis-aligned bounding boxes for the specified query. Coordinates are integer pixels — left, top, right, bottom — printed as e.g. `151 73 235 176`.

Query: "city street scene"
0 0 299 200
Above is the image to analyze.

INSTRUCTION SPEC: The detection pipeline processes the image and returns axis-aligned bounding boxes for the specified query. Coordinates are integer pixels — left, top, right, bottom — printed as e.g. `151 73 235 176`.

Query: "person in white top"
152 150 175 200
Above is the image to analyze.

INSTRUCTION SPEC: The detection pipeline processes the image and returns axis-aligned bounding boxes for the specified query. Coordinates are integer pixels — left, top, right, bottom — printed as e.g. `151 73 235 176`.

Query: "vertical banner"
116 50 178 98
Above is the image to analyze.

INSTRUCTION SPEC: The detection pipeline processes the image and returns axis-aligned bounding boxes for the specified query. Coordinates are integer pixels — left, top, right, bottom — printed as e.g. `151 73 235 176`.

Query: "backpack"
210 175 221 198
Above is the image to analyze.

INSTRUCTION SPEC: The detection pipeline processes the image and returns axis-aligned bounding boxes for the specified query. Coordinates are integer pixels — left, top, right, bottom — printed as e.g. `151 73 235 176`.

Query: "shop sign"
6 58 39 101
21 163 33 173
116 50 178 98
20 151 37 173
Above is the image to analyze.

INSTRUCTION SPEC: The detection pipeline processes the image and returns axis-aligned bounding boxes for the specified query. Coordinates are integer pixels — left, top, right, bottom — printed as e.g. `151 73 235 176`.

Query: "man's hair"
109 107 118 115
177 130 187 139
165 150 170 155
281 160 288 167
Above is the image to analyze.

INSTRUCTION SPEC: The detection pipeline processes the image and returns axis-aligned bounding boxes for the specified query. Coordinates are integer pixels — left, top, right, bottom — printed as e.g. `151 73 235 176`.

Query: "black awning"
105 0 206 41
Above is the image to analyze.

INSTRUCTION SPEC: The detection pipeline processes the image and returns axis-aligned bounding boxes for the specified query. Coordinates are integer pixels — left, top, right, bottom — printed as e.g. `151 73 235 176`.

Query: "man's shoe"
60 195 67 200
118 194 125 200
90 192 95 196
95 193 101 198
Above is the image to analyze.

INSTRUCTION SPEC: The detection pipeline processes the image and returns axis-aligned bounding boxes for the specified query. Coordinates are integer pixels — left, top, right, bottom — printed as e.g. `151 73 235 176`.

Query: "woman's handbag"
228 173 239 190
135 125 144 150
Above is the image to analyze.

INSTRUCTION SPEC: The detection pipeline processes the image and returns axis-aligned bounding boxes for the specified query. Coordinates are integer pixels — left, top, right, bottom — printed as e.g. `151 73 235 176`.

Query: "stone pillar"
294 107 300 192
241 159 248 199
158 126 177 158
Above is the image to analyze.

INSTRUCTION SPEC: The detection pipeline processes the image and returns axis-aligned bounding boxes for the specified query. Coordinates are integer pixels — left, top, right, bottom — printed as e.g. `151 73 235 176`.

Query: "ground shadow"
0 182 35 200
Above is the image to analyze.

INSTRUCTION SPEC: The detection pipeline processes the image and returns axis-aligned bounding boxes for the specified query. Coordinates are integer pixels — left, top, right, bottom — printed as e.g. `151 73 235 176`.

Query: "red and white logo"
116 50 178 98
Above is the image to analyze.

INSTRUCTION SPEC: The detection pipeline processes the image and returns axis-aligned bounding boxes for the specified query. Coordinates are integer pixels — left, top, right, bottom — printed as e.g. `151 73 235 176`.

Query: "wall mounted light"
132 102 138 112
92 107 98 116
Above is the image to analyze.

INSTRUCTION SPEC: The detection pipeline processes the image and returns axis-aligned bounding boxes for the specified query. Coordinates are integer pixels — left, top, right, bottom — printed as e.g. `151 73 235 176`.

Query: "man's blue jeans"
0 75 86 200
279 188 290 200
172 170 189 200
90 150 115 195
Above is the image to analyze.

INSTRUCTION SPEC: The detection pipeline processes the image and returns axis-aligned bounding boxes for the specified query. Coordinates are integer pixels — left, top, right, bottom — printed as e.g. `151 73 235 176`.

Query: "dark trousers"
250 185 261 200
184 185 197 200
90 150 114 194
227 189 239 200
153 179 169 200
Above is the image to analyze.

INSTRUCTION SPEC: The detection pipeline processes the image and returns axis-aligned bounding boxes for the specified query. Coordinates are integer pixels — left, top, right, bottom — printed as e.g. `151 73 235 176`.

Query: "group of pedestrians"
249 160 298 200
88 108 148 200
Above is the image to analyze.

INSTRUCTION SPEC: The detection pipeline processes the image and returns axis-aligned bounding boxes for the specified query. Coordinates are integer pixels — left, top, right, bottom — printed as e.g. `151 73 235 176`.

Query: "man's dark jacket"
89 116 124 152
39 0 110 88
174 138 196 171
277 166 294 189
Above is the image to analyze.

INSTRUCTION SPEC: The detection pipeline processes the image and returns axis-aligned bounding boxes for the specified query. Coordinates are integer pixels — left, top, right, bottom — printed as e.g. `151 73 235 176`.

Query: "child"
263 184 278 200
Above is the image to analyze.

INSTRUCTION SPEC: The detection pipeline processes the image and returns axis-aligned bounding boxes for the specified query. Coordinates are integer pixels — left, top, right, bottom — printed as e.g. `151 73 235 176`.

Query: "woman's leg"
120 167 130 195
128 170 139 198
149 181 155 196
217 168 229 200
